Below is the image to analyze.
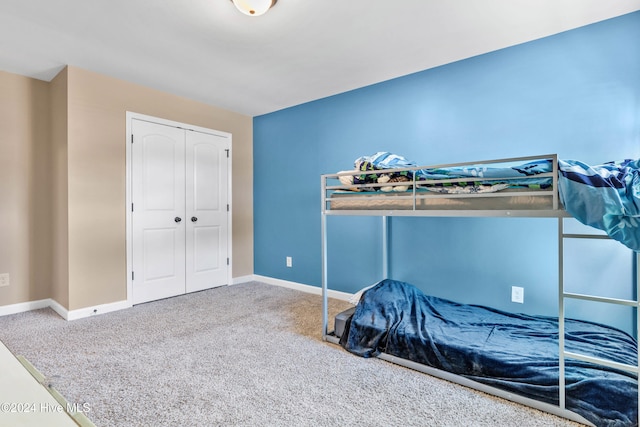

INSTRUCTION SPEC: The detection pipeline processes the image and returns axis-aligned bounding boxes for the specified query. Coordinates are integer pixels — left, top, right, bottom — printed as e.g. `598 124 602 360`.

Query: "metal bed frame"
320 153 639 426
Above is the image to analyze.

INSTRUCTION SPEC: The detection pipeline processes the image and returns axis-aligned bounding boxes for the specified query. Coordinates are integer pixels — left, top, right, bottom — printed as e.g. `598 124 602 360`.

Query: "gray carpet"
0 282 583 427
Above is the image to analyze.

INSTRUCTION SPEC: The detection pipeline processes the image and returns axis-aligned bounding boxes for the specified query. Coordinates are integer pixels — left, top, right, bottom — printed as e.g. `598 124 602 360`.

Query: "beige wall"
0 71 52 305
65 66 254 310
0 66 254 311
50 68 69 308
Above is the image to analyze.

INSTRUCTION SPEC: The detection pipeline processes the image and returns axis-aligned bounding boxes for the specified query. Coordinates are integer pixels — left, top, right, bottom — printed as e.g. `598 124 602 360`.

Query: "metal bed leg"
382 216 389 279
558 216 566 410
321 202 328 339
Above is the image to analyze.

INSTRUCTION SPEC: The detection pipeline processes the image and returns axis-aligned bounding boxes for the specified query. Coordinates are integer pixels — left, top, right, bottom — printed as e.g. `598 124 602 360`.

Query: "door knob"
191 217 198 222
174 217 182 223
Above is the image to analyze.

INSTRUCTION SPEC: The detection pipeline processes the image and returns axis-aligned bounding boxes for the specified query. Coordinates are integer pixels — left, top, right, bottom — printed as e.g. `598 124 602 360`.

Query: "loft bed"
320 153 640 427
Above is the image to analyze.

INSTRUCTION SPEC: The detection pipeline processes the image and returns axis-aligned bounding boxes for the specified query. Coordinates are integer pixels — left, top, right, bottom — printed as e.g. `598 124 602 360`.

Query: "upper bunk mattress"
328 188 557 212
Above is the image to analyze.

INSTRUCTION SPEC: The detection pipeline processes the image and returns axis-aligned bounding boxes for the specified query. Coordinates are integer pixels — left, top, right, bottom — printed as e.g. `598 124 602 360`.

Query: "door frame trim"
125 112 233 306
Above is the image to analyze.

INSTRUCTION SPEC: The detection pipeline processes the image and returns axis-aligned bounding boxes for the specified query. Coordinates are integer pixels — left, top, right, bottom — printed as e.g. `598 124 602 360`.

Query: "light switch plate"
511 286 524 303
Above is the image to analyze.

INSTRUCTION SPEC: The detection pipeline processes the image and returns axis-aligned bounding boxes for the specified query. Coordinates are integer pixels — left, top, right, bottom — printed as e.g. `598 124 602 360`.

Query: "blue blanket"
340 279 638 427
559 159 640 251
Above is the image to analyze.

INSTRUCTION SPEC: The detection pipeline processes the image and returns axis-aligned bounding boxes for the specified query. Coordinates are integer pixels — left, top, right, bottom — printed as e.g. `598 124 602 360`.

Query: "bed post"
382 216 389 279
552 154 559 211
321 176 329 340
558 216 566 410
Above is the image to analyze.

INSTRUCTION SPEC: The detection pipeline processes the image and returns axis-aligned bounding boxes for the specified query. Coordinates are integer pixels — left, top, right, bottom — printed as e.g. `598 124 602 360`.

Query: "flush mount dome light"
231 0 277 16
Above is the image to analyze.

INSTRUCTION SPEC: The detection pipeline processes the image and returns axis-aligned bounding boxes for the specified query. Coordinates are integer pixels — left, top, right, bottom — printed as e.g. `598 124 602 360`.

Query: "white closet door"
131 119 186 304
185 130 229 293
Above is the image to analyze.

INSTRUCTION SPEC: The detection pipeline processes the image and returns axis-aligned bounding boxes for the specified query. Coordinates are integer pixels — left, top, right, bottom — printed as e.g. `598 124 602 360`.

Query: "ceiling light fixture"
230 0 277 16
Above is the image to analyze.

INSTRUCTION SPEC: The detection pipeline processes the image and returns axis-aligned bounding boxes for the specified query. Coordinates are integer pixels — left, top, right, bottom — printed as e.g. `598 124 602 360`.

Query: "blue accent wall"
254 13 640 333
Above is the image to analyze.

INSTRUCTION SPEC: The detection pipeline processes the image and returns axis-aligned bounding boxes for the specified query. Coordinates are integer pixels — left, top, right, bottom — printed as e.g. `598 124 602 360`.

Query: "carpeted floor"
0 282 584 426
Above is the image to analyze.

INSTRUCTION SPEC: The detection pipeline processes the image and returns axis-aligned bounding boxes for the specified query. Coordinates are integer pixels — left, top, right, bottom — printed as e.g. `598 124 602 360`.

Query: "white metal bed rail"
322 154 561 216
558 219 639 423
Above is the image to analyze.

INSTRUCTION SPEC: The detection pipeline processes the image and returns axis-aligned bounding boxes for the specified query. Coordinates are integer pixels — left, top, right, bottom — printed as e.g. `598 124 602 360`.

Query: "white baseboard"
232 274 256 285
253 275 353 301
47 299 68 319
0 298 131 321
53 299 132 321
0 299 51 317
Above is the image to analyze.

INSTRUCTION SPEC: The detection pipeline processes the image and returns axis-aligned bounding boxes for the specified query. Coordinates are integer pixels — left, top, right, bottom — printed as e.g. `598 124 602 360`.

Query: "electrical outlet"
286 256 292 268
0 273 9 288
511 286 524 303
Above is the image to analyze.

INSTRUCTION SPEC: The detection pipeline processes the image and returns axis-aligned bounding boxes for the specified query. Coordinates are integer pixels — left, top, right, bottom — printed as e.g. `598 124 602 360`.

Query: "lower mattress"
338 279 638 427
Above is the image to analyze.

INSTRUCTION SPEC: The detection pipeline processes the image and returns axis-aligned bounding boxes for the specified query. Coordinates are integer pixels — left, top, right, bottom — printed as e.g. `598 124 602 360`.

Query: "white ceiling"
1 0 639 117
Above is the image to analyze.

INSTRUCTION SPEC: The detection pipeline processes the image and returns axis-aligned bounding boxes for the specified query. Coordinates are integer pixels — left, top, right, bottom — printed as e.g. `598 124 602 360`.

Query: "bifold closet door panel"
131 119 186 304
185 130 229 293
